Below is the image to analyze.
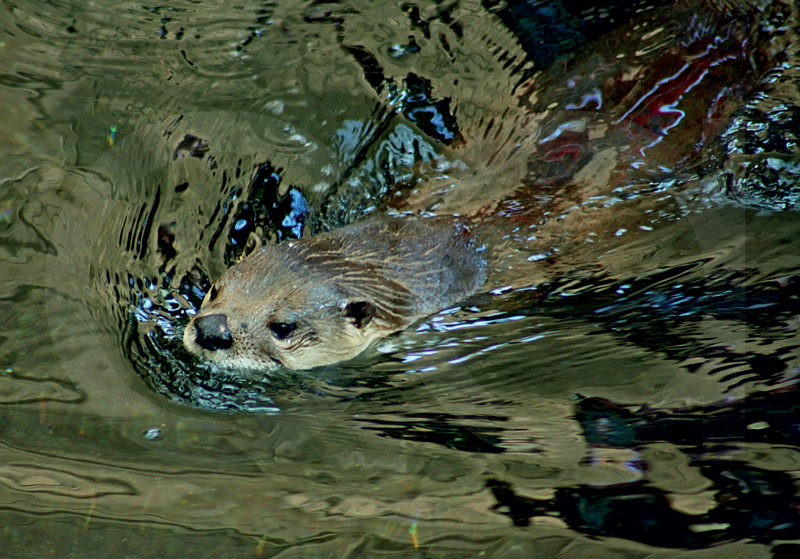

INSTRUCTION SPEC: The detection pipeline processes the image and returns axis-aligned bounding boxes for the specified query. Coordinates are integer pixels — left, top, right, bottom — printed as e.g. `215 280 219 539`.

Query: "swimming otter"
182 0 778 373
183 216 486 371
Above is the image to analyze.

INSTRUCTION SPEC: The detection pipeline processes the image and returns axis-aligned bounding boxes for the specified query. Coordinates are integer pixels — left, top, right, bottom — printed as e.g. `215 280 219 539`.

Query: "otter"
183 216 486 371
182 0 777 373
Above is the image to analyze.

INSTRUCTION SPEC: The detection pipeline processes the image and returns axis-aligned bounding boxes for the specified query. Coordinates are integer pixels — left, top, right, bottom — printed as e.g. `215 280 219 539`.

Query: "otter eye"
269 322 296 340
207 285 219 302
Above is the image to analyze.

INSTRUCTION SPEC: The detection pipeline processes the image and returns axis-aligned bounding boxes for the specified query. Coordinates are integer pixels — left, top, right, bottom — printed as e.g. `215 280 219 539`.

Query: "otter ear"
242 230 263 258
344 301 376 329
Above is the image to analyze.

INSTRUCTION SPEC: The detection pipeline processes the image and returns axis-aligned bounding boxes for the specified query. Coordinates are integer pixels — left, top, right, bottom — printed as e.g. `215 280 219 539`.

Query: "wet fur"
183 215 487 371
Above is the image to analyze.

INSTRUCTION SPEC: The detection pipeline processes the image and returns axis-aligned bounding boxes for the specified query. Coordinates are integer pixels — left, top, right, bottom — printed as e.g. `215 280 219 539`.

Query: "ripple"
3 0 800 555
0 369 84 405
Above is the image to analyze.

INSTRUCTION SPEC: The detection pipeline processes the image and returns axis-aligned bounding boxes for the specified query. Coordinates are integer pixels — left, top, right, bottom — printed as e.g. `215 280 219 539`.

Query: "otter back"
183 215 486 372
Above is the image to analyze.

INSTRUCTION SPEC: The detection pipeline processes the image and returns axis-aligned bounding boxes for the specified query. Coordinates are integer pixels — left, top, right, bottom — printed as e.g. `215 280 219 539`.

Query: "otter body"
183 216 486 372
183 1 775 373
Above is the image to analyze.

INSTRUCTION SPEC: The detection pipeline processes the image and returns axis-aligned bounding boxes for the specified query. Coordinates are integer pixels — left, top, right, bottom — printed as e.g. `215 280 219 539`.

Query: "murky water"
3 0 800 556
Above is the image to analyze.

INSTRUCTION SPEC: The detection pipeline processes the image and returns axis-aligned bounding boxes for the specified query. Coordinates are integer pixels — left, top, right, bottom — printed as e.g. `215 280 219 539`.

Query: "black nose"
193 313 233 351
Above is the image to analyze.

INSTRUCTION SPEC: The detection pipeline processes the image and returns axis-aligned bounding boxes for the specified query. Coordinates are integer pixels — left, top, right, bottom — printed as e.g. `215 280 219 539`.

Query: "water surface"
2 0 800 556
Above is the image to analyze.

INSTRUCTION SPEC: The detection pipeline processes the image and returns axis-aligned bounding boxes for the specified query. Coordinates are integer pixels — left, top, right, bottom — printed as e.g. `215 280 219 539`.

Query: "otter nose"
193 313 233 351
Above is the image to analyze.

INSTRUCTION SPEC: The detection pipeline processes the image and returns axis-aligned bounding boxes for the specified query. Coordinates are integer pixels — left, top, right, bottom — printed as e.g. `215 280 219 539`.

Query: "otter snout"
192 313 233 351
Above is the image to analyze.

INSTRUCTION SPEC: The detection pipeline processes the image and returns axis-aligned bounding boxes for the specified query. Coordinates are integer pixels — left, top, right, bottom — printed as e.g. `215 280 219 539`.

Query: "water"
2 0 800 556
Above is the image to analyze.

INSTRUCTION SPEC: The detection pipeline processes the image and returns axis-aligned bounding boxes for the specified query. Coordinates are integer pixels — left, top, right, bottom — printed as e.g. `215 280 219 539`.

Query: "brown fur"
183 215 486 371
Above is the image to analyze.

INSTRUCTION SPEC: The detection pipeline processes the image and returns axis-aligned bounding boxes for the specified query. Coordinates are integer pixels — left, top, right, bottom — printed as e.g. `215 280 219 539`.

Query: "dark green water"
2 0 800 557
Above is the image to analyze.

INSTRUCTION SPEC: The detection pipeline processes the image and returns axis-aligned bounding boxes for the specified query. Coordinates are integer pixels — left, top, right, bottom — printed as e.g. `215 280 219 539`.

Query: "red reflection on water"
617 29 750 160
522 8 757 194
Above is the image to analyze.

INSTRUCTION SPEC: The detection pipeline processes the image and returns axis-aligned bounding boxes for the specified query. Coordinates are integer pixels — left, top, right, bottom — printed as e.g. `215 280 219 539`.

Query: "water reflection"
2 0 800 556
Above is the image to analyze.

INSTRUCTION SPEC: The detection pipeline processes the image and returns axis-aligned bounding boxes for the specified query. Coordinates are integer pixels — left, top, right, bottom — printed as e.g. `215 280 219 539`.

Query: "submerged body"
183 1 778 373
183 216 486 371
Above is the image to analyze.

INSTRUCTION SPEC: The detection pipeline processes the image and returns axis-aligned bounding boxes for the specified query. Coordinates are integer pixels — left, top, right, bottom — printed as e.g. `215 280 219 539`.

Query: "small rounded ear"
344 301 376 329
243 230 263 258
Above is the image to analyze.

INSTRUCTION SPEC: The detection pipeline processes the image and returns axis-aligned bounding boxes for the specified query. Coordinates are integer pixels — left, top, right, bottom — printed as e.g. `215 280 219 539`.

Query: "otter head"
183 216 487 373
183 237 411 372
